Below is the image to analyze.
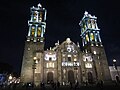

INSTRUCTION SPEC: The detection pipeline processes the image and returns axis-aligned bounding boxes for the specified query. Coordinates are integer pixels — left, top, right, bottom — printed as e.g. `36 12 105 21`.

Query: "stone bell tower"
79 11 111 82
20 3 47 83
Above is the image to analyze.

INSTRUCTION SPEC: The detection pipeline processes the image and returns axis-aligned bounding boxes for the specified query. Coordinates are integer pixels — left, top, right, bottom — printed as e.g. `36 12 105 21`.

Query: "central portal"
47 72 53 83
88 72 93 84
68 70 75 83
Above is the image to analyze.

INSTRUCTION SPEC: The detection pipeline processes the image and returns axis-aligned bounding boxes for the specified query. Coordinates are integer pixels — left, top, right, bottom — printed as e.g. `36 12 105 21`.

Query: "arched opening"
115 76 120 83
88 72 93 84
68 70 75 83
47 72 53 83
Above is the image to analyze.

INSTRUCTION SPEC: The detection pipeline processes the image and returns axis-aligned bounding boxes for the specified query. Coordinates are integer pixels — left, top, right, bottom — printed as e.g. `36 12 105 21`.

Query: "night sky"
0 0 120 74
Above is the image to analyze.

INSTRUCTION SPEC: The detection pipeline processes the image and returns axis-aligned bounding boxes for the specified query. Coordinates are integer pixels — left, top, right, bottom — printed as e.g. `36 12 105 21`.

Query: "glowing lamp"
9 75 13 80
33 57 37 60
113 59 116 63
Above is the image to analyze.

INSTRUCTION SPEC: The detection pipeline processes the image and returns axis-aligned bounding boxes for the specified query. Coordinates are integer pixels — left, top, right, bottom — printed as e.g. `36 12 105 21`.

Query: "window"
68 54 71 57
37 27 41 36
44 53 56 61
62 62 67 66
49 57 52 61
86 34 89 42
85 63 92 68
31 26 35 36
67 62 73 66
84 23 87 30
91 20 96 29
33 16 36 20
39 12 43 21
62 62 79 67
68 57 71 61
90 33 94 41
83 55 92 62
88 20 92 28
46 62 54 68
34 12 37 16
68 54 71 61
74 62 79 66
33 11 37 21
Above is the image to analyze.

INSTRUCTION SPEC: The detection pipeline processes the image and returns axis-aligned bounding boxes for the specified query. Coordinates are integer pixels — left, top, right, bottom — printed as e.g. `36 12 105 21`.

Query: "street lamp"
8 74 13 84
113 59 116 63
8 74 13 80
113 59 117 69
113 59 120 82
33 57 37 60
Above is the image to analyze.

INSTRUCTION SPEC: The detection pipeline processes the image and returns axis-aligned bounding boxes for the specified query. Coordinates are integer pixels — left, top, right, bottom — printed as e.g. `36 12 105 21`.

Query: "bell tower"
79 11 111 82
79 11 102 47
27 3 46 42
20 3 47 83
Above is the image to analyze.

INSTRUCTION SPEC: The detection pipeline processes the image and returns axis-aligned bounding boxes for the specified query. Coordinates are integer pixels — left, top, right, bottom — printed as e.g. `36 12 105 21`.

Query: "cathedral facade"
20 3 111 86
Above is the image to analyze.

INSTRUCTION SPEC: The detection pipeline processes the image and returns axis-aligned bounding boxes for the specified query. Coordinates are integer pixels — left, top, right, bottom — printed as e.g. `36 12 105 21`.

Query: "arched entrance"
116 76 120 83
47 72 53 83
88 72 93 84
68 70 75 83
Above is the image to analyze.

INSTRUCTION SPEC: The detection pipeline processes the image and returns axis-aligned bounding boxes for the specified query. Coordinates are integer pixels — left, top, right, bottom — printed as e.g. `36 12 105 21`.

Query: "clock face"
67 47 71 52
66 45 74 52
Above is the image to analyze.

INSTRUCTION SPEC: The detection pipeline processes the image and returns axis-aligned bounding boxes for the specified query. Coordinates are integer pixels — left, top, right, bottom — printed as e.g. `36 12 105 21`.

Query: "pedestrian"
70 82 72 89
57 81 60 88
75 81 79 90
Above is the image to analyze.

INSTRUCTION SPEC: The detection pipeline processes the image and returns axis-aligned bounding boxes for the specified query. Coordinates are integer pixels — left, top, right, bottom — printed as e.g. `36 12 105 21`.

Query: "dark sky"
0 0 120 74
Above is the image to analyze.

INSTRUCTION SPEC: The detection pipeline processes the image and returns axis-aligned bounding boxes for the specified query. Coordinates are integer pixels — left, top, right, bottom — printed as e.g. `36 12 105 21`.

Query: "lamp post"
8 74 13 80
113 59 120 81
8 74 13 84
113 59 117 70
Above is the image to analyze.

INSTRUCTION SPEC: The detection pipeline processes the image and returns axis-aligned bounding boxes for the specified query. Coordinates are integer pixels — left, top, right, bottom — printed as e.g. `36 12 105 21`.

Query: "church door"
88 72 93 84
68 70 75 83
47 72 53 83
